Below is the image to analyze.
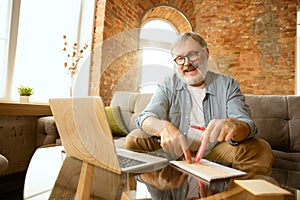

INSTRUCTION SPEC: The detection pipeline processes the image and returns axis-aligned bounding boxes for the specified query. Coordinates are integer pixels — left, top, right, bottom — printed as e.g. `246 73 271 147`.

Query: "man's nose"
183 57 191 65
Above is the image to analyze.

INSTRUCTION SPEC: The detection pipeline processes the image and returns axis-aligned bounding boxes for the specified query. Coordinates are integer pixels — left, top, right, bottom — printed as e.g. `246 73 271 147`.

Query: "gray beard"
176 62 208 85
184 73 205 85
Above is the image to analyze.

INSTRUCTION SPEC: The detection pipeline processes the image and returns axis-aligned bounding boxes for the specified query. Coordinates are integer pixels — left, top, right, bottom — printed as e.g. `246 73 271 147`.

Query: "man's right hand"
160 121 192 163
142 117 192 163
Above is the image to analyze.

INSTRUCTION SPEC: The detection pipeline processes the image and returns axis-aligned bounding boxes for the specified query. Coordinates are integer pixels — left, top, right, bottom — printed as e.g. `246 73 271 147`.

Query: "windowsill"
0 101 52 116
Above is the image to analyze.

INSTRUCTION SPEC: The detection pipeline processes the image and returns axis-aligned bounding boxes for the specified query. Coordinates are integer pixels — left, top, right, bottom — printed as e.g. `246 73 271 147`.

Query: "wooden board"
234 179 292 196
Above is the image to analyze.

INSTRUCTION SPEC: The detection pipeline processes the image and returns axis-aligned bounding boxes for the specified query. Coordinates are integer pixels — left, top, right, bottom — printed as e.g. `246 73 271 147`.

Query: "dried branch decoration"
62 35 89 77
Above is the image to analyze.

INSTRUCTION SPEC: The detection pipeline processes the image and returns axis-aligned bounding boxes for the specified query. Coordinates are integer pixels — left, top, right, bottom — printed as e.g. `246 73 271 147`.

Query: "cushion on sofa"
287 96 300 152
110 91 153 132
105 105 128 137
245 95 291 152
272 150 300 189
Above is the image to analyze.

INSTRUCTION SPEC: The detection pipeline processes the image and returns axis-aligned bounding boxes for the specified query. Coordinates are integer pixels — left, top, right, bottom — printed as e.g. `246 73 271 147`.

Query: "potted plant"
18 85 34 103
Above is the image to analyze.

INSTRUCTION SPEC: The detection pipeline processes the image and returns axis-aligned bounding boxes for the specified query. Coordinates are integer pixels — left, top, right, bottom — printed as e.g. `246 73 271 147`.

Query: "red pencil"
194 143 207 162
190 125 206 131
190 125 207 162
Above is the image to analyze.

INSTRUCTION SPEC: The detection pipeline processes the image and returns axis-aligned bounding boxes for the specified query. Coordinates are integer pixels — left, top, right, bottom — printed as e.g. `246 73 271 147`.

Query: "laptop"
49 96 168 174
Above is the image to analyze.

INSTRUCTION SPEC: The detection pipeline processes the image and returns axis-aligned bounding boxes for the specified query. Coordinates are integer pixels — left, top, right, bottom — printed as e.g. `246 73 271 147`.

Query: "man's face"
172 38 209 86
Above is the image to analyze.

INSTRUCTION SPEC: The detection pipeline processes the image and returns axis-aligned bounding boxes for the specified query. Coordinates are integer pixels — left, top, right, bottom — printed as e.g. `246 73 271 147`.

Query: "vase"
68 76 75 97
20 96 30 103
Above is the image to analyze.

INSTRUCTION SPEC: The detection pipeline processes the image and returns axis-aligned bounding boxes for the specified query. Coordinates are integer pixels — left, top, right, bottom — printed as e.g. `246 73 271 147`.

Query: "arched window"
139 20 178 93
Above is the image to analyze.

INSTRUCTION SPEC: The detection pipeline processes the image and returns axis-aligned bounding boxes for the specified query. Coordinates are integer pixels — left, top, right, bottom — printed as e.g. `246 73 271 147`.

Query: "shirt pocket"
169 106 181 126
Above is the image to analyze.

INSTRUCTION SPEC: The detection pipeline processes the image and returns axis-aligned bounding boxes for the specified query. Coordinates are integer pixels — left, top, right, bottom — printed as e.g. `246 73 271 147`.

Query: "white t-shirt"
187 84 206 151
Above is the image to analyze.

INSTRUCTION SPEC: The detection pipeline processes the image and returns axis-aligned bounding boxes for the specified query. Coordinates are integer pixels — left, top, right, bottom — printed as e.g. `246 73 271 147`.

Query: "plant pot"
20 96 30 103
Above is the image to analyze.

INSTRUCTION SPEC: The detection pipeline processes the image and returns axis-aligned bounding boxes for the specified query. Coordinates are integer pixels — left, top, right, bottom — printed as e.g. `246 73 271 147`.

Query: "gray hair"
170 32 207 55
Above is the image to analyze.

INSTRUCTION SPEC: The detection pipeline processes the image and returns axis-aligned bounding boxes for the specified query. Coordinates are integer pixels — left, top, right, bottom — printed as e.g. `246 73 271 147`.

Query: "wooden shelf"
0 101 52 116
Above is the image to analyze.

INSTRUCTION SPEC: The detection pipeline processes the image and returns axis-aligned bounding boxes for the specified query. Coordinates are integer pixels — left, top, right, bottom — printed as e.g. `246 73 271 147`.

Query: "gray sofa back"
245 95 300 153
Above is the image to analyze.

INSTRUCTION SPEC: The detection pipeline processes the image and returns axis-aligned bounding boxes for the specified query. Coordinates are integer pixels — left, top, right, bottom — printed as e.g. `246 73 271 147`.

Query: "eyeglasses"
173 51 202 65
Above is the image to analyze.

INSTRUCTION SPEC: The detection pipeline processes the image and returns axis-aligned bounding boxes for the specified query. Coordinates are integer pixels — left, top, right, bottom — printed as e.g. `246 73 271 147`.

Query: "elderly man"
125 32 273 180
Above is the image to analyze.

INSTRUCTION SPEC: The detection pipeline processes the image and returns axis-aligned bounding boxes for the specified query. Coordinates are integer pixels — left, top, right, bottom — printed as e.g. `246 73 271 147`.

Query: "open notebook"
49 96 167 174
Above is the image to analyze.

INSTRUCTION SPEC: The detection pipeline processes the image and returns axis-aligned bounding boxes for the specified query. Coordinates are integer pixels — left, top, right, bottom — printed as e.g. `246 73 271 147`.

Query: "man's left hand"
201 118 250 147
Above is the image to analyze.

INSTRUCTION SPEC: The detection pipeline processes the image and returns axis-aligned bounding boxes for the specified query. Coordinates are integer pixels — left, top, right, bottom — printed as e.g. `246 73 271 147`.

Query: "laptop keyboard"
118 155 146 168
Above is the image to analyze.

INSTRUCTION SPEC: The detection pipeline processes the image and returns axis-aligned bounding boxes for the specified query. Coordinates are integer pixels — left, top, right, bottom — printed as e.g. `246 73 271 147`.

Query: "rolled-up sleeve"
204 72 257 146
226 78 257 144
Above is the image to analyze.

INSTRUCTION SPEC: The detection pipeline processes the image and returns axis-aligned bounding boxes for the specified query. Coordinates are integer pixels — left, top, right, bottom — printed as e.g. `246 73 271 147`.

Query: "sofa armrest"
36 116 59 147
0 154 8 174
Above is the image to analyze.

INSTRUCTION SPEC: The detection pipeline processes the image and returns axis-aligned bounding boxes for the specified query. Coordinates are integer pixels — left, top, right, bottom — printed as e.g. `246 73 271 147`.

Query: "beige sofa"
110 91 300 190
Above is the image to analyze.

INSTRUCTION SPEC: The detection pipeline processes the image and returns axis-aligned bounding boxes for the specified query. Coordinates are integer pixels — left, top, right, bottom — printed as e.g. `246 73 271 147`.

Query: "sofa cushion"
272 150 300 171
105 105 128 137
272 149 300 189
245 95 300 153
245 95 291 152
110 91 153 132
287 96 300 152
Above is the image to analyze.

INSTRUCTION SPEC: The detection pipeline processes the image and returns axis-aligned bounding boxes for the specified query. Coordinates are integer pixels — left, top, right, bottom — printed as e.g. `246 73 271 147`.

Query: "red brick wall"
91 0 298 105
195 0 297 95
90 0 143 105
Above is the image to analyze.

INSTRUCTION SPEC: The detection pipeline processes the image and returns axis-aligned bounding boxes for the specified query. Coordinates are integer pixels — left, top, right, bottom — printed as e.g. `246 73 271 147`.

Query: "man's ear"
206 47 210 55
204 47 210 59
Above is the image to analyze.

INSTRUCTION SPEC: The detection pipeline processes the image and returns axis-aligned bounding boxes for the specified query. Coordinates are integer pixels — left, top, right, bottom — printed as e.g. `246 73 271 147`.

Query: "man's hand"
201 118 250 148
160 121 192 163
142 117 192 163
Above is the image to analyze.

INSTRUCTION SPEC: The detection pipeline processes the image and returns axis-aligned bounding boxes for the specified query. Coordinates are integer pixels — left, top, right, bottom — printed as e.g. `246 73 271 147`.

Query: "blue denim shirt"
136 71 257 151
